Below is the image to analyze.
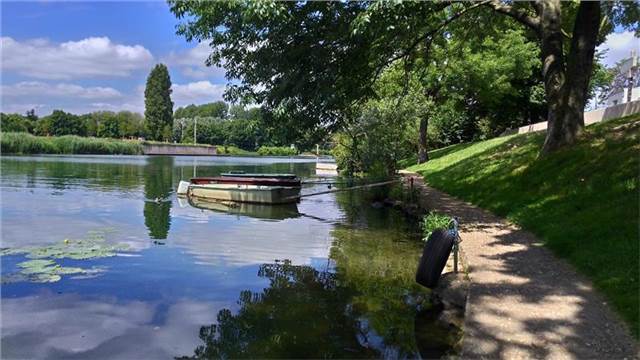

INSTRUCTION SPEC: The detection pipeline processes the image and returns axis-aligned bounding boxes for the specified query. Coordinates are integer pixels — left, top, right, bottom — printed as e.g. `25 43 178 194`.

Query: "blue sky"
1 1 638 116
1 1 228 115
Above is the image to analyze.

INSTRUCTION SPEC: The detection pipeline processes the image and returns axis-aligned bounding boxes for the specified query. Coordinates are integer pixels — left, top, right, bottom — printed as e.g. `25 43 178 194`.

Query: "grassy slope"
407 114 640 336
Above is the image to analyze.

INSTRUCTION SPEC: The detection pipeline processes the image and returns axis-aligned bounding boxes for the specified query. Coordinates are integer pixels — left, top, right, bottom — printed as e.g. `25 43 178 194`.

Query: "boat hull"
191 176 301 187
220 172 298 179
187 183 300 204
187 196 300 220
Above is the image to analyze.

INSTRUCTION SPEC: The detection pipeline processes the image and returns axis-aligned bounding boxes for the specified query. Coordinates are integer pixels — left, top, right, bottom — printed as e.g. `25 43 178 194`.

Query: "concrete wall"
143 143 217 156
512 100 640 135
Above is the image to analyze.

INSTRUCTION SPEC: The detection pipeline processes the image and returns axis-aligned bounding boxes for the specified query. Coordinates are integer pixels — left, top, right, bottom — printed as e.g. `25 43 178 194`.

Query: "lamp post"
193 117 197 145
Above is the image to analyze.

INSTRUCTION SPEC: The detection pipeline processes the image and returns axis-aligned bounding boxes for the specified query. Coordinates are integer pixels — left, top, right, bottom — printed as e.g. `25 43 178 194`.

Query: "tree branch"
483 0 541 35
370 1 490 86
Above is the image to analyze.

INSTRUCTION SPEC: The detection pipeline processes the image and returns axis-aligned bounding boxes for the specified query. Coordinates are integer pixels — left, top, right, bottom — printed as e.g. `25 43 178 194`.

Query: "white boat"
316 160 338 176
315 161 338 171
180 181 301 204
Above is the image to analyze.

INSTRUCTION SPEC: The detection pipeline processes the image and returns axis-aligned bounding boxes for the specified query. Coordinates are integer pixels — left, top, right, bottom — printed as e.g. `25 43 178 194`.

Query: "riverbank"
401 173 638 358
0 132 143 155
0 132 310 157
408 115 640 340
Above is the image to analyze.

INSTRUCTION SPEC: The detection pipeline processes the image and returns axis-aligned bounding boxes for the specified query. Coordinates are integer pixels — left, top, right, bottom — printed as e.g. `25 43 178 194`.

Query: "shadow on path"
402 174 638 359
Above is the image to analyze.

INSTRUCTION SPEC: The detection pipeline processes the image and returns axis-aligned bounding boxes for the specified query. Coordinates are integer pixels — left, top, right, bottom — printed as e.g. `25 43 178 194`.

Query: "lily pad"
17 259 58 274
1 229 129 284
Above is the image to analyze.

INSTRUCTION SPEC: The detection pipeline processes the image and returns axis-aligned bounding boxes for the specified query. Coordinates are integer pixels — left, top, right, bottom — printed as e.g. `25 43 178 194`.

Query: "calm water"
1 155 458 359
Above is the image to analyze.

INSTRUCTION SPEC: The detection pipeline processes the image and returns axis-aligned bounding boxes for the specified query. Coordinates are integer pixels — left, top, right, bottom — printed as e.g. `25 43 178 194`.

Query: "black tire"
415 228 455 289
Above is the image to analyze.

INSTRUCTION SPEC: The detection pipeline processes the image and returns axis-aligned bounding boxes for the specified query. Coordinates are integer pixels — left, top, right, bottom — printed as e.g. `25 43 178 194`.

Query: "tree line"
1 64 298 152
0 102 295 152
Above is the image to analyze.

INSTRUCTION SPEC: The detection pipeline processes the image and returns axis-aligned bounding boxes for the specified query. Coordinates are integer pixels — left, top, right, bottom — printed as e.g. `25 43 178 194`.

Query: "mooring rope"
285 179 401 201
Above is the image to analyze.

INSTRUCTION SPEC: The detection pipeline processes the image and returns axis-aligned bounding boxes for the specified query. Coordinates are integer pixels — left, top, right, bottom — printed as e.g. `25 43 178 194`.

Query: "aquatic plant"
1 229 128 283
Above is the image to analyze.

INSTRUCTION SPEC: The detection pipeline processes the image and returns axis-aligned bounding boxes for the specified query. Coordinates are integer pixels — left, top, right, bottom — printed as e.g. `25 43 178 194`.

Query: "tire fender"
415 228 455 289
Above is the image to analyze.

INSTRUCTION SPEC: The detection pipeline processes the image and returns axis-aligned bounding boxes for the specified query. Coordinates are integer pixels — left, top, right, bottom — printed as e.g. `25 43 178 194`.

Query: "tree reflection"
143 156 174 240
180 180 460 359
179 260 374 359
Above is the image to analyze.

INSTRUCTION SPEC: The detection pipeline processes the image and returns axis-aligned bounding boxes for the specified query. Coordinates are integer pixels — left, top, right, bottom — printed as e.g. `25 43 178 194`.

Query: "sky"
0 1 638 116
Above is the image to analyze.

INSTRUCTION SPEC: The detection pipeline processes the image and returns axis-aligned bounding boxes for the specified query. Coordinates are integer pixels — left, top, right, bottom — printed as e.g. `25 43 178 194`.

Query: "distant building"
605 51 640 107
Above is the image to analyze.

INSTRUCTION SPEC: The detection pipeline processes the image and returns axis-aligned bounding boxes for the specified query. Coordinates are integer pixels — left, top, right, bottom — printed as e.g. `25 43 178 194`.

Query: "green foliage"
0 113 32 133
422 212 451 241
178 117 267 151
46 110 87 136
256 146 297 156
175 101 228 119
407 114 640 336
215 145 255 155
144 64 174 141
168 1 638 156
1 132 143 155
332 93 420 176
90 111 146 139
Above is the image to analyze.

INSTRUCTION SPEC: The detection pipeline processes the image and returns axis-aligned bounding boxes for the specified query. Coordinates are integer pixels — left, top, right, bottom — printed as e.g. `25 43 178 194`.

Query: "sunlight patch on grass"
406 114 640 337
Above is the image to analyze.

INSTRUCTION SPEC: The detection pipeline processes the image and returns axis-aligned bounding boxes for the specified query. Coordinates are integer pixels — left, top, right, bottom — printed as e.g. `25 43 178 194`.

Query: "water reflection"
179 260 373 359
187 196 301 221
143 157 174 240
1 155 459 358
181 207 458 358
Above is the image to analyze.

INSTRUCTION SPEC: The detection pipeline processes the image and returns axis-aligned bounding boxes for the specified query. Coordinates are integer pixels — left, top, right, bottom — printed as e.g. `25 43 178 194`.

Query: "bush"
1 132 143 155
256 146 297 156
422 211 451 240
215 145 255 155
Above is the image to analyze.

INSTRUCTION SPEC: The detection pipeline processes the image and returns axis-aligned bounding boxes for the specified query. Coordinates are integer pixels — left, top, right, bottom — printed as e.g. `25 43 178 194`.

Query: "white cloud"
597 31 639 67
165 42 212 67
182 67 210 79
1 36 154 80
171 81 226 107
163 42 225 79
1 81 122 99
0 81 140 115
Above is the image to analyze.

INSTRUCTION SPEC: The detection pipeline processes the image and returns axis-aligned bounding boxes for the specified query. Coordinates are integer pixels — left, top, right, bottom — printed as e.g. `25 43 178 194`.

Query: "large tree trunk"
418 116 429 164
540 0 601 154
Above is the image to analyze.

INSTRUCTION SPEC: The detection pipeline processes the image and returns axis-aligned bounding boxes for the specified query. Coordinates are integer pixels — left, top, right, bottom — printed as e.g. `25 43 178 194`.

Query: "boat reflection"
186 196 301 221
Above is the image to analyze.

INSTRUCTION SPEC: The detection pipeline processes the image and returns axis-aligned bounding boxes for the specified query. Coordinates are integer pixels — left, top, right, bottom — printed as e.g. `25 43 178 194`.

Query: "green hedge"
1 132 143 155
256 146 297 156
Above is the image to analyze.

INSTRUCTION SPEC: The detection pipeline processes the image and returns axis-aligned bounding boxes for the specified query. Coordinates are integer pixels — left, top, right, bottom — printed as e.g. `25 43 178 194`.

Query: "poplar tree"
144 64 174 141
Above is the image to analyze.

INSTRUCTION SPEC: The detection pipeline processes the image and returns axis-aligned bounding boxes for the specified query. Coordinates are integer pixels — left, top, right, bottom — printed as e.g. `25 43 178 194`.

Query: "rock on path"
401 172 638 359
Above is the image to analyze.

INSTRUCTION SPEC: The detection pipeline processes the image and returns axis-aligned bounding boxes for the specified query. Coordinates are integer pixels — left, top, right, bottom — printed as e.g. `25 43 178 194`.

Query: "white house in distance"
605 51 640 107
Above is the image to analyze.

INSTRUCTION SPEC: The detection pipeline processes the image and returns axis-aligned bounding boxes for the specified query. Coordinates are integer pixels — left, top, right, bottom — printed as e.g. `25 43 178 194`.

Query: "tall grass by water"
407 114 640 336
1 132 143 155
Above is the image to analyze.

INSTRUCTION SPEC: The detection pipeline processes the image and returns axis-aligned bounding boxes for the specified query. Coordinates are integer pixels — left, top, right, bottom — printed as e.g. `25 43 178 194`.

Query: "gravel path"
401 172 638 359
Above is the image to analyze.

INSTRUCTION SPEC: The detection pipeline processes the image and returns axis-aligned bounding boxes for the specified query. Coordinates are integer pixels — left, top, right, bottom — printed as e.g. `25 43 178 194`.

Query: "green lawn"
407 114 639 337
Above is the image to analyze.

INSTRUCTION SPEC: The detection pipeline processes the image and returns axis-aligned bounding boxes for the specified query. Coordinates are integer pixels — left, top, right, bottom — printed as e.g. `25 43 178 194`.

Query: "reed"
1 132 143 155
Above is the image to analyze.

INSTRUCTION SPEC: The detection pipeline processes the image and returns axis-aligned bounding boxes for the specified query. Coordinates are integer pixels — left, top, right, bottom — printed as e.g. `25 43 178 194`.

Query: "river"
0 155 459 359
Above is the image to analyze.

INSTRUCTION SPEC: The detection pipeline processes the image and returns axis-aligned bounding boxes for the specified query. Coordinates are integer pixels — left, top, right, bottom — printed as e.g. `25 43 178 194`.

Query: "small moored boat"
191 176 301 187
178 172 302 204
185 182 300 204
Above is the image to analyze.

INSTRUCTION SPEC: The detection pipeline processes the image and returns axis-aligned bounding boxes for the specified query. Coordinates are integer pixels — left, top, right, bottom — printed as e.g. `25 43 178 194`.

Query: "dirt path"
401 172 638 359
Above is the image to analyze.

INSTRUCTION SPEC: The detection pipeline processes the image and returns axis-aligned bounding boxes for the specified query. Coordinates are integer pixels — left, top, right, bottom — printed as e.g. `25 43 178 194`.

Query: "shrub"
256 146 297 156
422 211 451 241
